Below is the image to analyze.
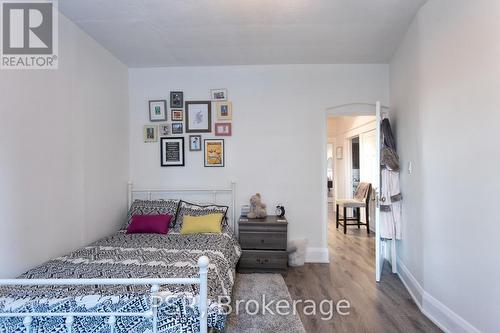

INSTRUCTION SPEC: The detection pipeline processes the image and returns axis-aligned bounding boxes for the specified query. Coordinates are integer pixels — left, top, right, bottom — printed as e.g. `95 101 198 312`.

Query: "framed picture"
185 101 211 133
215 122 232 136
215 101 232 120
210 89 227 101
204 139 224 167
336 146 343 159
149 100 167 122
143 125 158 142
170 91 183 108
172 122 183 134
161 137 185 167
171 109 183 121
159 123 170 136
189 135 202 151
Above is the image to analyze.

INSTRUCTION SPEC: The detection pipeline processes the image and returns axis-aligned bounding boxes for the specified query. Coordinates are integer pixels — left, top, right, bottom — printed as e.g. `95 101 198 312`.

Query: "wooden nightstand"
237 215 288 274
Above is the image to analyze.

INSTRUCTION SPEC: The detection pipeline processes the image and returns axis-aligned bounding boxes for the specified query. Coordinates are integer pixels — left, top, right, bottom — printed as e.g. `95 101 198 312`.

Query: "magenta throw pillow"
126 214 172 234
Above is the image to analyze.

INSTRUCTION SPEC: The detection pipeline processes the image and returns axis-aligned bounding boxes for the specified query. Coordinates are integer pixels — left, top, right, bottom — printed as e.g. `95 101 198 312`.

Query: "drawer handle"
260 239 265 243
255 258 271 265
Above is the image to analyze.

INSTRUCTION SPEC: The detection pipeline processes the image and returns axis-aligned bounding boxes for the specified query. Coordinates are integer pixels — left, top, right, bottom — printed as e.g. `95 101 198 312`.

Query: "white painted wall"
0 14 129 278
390 1 500 332
129 65 389 261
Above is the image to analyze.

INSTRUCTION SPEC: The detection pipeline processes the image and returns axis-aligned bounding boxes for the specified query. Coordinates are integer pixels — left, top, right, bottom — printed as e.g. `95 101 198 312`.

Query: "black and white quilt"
0 227 241 333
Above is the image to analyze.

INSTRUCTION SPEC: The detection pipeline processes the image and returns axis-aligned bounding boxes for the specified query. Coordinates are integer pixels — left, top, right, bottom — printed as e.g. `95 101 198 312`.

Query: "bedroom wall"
128 64 389 262
0 14 129 277
390 0 500 331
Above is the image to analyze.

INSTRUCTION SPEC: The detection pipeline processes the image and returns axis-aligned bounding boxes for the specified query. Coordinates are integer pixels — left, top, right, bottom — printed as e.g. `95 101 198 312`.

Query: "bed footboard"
0 256 210 333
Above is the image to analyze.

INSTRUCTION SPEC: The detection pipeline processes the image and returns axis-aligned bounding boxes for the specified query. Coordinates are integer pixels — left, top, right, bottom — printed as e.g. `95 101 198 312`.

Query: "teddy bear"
247 193 267 219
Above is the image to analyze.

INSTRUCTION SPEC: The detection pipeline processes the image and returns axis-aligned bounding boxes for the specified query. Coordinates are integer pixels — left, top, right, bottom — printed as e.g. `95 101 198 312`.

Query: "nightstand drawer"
239 223 287 233
238 250 287 272
239 231 287 250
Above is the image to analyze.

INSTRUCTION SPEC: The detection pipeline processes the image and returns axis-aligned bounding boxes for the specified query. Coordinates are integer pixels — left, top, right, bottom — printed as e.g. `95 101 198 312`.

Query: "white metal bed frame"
0 181 238 333
128 181 237 235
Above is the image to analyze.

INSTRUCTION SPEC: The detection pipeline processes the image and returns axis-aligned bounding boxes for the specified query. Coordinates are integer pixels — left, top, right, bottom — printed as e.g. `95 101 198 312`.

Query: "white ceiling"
59 0 427 67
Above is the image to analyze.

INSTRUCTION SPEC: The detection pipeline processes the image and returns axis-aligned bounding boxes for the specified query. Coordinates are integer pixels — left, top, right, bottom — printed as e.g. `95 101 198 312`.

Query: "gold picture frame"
215 101 232 120
143 125 158 142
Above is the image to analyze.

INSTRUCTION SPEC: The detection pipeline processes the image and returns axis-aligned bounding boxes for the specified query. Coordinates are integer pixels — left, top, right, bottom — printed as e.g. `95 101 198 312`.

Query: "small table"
237 215 288 274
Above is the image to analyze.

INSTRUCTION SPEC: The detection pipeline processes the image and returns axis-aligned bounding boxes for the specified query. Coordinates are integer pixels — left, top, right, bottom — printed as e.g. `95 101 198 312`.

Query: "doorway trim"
321 102 388 265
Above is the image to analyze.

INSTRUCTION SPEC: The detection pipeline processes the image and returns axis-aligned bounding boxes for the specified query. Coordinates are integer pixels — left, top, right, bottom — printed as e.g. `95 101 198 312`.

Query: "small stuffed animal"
247 193 267 219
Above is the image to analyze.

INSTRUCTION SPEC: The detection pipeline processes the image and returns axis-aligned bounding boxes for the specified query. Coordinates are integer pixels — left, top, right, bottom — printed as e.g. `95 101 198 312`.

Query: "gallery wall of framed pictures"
144 89 233 168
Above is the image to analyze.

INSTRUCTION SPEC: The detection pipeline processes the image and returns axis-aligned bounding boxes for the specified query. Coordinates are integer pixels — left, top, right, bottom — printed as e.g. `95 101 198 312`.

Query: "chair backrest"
354 182 372 204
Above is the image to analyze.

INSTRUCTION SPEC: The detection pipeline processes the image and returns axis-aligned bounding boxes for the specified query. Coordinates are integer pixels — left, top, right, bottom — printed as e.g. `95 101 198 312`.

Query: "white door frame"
323 102 389 282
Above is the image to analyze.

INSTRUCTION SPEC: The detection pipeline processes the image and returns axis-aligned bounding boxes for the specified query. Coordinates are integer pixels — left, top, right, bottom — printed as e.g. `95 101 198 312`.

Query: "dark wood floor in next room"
284 209 441 333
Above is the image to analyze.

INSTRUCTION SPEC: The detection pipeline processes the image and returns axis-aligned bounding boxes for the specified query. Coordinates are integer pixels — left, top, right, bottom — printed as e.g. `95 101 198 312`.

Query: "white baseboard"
305 247 329 263
397 258 480 333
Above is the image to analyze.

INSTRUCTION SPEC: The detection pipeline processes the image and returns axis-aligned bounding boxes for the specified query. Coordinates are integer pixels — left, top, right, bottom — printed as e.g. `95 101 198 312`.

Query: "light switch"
408 161 413 175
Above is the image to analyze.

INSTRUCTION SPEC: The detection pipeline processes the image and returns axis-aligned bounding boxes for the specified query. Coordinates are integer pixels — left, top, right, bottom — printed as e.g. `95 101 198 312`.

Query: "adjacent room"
0 1 499 332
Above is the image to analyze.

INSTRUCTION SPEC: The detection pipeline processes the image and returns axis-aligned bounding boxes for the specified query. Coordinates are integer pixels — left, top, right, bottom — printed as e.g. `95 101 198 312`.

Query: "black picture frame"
170 91 184 108
204 139 224 167
172 122 183 134
160 137 185 167
185 101 211 133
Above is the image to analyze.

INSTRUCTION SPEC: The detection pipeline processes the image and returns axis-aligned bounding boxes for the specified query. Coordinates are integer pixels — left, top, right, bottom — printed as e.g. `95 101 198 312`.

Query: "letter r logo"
2 2 53 54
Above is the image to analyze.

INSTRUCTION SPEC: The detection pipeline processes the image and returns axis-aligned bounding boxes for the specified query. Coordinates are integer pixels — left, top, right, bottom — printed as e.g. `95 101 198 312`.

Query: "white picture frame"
210 88 227 101
159 123 169 136
336 146 343 159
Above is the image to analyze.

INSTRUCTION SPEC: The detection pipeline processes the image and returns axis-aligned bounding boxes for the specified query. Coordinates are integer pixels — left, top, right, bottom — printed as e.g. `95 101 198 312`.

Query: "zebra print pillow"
124 199 180 229
174 200 228 230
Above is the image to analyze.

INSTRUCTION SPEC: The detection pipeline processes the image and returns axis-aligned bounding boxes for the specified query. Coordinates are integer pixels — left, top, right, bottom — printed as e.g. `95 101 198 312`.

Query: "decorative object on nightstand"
238 215 288 274
240 205 250 217
275 204 285 218
247 193 267 219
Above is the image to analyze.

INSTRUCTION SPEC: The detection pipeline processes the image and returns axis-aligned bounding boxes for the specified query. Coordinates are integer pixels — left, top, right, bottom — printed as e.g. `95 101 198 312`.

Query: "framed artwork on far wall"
149 100 167 122
171 109 183 121
170 91 183 108
215 122 232 136
161 137 185 167
189 135 202 151
143 125 158 142
210 88 227 101
336 146 343 159
215 101 232 120
185 101 211 133
159 123 170 136
171 122 183 134
204 139 224 167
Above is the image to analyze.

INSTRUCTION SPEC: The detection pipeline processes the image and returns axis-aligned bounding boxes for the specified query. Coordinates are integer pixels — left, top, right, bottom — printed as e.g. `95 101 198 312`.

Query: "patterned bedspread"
0 227 241 333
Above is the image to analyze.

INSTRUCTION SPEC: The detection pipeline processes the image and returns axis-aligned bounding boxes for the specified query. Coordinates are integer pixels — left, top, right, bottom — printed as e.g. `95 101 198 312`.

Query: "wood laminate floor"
284 208 441 333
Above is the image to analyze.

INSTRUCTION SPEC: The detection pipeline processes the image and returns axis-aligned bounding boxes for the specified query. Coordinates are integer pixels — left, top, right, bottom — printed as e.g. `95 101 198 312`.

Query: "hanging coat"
380 168 402 240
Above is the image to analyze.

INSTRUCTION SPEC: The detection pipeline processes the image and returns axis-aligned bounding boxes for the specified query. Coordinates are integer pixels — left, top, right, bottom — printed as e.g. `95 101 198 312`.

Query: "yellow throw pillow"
180 213 224 235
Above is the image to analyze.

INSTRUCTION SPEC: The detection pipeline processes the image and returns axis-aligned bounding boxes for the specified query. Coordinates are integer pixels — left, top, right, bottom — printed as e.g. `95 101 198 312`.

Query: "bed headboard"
127 181 238 235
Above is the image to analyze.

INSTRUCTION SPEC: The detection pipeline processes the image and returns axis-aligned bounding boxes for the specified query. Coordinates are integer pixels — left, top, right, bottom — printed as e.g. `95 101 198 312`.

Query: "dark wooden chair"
336 182 372 234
